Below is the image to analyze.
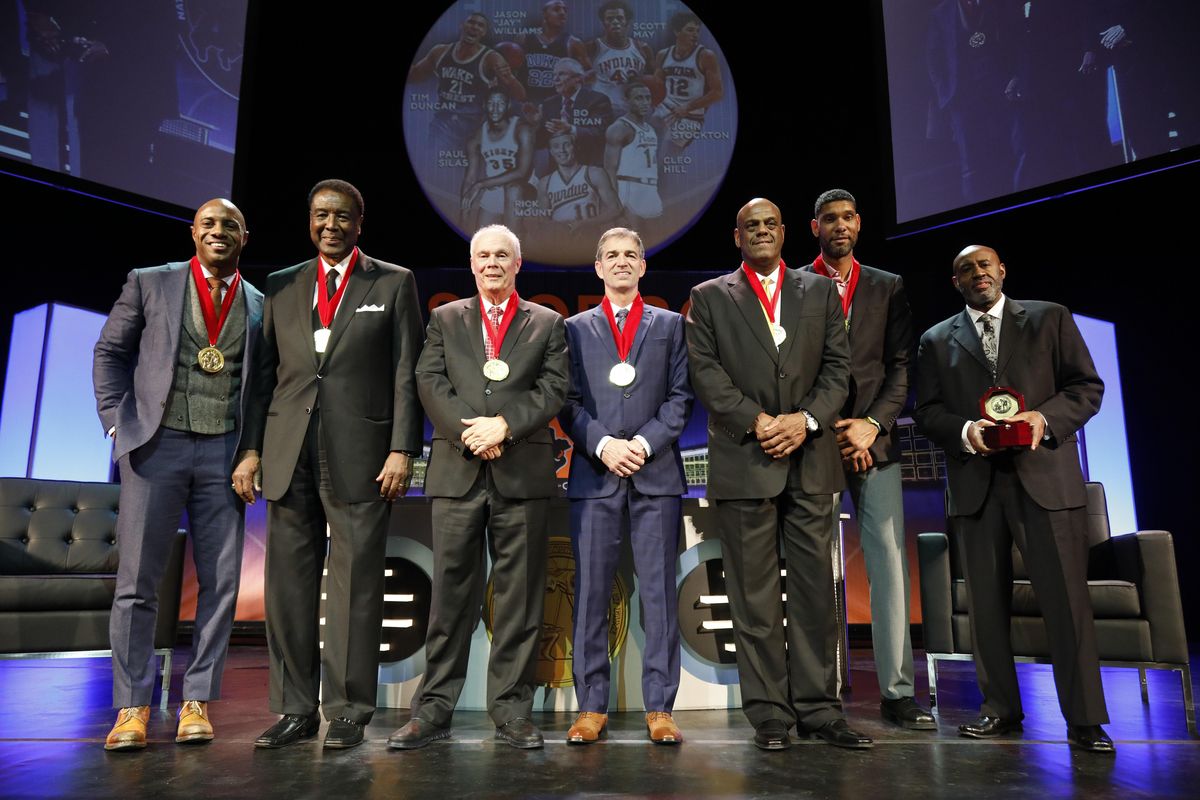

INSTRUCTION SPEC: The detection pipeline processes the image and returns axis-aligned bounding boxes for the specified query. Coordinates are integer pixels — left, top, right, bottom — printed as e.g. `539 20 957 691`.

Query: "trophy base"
983 421 1033 449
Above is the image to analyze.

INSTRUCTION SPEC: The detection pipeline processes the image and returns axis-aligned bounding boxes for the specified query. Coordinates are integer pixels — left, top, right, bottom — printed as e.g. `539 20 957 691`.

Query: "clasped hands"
601 438 646 477
755 411 808 459
461 415 508 461
836 418 879 473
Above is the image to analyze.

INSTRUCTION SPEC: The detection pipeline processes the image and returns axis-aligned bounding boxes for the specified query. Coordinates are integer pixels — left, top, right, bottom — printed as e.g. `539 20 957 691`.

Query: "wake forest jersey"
661 45 709 119
481 117 521 177
592 38 646 112
521 32 569 106
435 44 492 115
546 166 600 222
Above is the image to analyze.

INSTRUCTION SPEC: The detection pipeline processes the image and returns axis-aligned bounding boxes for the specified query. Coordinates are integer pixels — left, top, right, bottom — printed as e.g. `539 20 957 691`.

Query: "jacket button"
305 407 311 414
316 373 323 380
485 389 492 396
618 430 627 437
778 371 786 379
623 393 631 399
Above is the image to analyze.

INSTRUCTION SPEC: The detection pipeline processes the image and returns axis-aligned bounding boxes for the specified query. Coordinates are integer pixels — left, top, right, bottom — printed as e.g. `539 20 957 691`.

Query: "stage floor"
1 645 1197 799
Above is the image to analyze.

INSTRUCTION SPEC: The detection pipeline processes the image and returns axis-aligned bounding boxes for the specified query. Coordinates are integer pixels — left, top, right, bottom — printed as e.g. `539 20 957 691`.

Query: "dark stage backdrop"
1 1 1197 636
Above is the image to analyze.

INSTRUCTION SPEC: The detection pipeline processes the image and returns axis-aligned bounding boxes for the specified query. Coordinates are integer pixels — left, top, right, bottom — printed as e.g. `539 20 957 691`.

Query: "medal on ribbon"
602 294 644 387
190 256 240 374
314 247 359 353
481 293 520 381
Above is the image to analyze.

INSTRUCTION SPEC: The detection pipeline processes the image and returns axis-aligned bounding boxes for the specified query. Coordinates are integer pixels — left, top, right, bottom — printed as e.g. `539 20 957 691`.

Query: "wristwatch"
800 409 819 432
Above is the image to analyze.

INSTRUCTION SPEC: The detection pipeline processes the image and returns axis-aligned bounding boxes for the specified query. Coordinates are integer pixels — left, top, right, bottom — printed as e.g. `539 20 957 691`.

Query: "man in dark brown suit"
685 198 871 750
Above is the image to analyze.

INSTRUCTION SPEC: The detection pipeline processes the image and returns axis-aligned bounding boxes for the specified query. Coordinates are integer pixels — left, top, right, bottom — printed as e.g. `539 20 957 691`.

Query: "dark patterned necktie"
615 308 628 332
979 314 998 374
485 305 503 359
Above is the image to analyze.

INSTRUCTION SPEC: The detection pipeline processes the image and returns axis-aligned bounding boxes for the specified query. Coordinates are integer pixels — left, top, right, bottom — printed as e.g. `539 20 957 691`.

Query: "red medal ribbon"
742 259 786 323
480 292 520 359
601 294 644 362
813 254 860 319
190 256 241 347
316 246 359 329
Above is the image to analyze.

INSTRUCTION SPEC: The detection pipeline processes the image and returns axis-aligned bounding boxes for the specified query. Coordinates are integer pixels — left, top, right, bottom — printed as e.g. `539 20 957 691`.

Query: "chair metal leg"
927 653 938 708
158 650 172 712
1140 667 1149 704
1181 664 1196 737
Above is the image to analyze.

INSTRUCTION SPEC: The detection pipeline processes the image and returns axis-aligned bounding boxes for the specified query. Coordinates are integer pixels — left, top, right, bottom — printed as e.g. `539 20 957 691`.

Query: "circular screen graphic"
404 0 737 266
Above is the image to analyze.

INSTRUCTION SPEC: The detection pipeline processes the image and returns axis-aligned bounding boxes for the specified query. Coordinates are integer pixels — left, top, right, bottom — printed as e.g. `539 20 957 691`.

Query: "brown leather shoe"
105 706 150 751
566 712 608 745
176 700 214 744
646 711 682 745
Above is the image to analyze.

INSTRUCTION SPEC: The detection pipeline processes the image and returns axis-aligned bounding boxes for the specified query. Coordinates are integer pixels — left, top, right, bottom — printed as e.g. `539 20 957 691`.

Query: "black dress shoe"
388 718 451 750
880 696 937 731
753 719 792 751
957 715 1023 739
812 719 874 749
254 713 321 749
495 718 544 749
1067 725 1116 754
324 717 365 749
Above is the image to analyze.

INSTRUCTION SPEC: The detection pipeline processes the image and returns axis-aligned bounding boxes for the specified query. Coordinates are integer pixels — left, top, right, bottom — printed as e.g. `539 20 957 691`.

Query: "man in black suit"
686 197 872 750
388 224 568 751
802 190 934 731
914 244 1112 753
240 179 425 750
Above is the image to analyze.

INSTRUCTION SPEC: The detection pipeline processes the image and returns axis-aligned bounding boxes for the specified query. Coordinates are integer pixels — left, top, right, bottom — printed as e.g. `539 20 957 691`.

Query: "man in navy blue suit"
559 227 693 745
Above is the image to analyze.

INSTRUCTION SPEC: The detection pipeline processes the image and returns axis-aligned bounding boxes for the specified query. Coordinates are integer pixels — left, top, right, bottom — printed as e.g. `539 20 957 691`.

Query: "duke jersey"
521 32 569 106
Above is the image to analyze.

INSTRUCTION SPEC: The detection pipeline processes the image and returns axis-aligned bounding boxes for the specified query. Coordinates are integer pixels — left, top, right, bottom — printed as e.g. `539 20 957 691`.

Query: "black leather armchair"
0 477 185 709
918 482 1194 734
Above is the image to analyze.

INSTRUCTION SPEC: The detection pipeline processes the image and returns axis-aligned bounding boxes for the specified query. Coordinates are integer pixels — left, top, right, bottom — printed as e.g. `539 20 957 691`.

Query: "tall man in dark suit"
803 190 934 731
389 225 568 751
240 179 425 750
914 244 1112 753
686 198 871 750
93 198 263 750
559 228 693 745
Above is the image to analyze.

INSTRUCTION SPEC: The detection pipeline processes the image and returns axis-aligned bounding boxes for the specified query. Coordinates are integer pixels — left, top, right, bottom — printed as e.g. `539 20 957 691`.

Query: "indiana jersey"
592 38 646 113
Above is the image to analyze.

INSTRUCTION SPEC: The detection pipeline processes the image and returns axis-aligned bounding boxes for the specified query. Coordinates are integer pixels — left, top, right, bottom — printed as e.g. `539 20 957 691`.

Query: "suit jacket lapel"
319 256 376 366
164 264 189 367
726 269 779 364
950 309 992 375
461 296 487 365
777 269 804 363
995 298 1027 379
293 259 321 369
628 304 652 364
589 304 620 361
499 299 532 360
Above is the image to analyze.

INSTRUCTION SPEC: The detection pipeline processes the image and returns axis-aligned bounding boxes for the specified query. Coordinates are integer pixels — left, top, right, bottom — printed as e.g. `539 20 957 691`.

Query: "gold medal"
609 362 636 387
984 390 1020 420
197 346 225 374
482 358 510 381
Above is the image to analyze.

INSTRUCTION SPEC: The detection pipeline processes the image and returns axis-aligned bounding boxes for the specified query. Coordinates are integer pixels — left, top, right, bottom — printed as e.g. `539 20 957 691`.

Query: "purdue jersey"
546 166 600 222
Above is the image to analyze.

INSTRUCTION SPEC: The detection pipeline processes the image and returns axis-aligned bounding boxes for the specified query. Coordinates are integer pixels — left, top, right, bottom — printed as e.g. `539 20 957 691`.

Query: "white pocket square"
355 304 386 312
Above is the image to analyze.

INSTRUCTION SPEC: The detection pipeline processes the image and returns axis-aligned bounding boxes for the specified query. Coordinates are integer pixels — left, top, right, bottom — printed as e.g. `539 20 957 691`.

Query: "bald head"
735 197 785 274
191 198 248 276
952 244 1005 311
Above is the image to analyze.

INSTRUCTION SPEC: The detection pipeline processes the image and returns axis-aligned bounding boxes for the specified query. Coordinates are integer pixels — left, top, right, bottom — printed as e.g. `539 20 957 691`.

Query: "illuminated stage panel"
0 304 110 481
0 305 47 476
1076 313 1137 534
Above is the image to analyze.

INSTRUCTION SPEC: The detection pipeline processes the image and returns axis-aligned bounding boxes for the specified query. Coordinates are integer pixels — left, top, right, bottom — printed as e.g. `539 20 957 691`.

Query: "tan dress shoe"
566 712 608 744
646 711 682 745
105 706 150 751
176 700 214 744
